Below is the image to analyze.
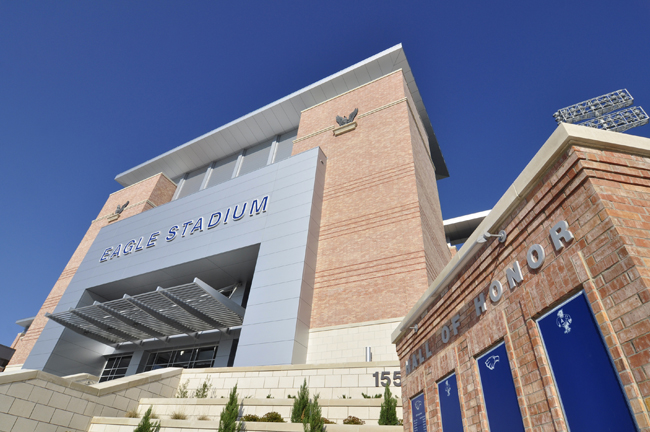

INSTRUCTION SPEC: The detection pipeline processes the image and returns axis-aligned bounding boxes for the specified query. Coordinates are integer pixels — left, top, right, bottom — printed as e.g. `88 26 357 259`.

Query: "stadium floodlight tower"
553 89 649 133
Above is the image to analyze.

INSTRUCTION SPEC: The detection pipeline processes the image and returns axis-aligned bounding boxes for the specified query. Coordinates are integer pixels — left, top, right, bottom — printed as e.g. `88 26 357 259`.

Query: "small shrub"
378 385 399 425
219 384 242 432
241 414 260 422
134 406 161 432
361 393 382 399
125 407 139 418
176 380 189 398
291 379 310 423
198 415 211 421
339 395 349 399
398 419 403 426
321 417 335 424
260 412 285 422
303 394 324 432
343 416 365 425
288 394 296 399
171 411 188 420
193 377 212 398
266 393 274 399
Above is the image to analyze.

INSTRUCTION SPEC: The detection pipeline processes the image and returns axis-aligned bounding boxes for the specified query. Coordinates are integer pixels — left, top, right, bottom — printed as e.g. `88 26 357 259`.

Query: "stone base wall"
306 318 401 364
179 362 402 401
0 367 181 432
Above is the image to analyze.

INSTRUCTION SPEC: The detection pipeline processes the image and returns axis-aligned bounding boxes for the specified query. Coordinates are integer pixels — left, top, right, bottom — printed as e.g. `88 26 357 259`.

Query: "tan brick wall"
9 174 176 367
293 71 451 329
397 145 650 431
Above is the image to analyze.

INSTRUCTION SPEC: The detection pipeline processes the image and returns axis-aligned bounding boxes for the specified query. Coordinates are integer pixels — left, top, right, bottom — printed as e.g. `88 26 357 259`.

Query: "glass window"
274 130 297 163
177 165 210 199
143 345 219 371
99 355 132 382
238 139 272 176
206 153 239 189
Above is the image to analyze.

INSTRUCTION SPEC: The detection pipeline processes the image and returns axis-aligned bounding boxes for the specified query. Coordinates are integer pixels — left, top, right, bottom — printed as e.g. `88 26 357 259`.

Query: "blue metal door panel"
411 393 428 432
477 342 525 432
538 292 637 431
438 373 463 432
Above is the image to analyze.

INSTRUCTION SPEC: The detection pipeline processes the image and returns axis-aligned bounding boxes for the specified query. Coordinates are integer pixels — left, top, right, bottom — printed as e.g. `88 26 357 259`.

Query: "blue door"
477 342 525 432
437 373 463 432
537 292 637 431
411 393 428 432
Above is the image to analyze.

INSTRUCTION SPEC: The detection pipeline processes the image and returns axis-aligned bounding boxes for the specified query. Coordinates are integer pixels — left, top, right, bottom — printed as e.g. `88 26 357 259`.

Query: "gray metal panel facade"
24 148 326 376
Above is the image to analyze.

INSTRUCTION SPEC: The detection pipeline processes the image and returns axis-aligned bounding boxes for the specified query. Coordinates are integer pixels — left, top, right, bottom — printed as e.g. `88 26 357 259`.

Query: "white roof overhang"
114 44 448 187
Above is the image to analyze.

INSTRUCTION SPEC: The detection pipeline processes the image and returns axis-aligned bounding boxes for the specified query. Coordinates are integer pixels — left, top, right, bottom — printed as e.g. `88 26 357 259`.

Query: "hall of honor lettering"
405 220 574 376
99 196 269 263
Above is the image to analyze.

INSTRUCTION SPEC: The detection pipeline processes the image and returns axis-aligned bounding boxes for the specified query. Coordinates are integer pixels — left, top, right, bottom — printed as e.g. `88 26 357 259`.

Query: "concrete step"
89 417 403 432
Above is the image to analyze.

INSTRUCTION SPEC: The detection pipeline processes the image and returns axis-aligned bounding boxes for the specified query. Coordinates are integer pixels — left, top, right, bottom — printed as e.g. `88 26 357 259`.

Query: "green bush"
176 380 189 398
241 414 260 422
170 411 187 420
291 379 310 423
343 416 365 425
303 394 324 432
378 385 399 425
133 406 161 432
260 412 285 422
219 385 242 432
361 392 382 399
193 377 212 398
321 417 336 424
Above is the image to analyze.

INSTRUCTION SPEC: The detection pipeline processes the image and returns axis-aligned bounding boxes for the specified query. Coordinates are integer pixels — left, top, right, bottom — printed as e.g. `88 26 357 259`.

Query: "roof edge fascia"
392 124 650 345
114 44 409 186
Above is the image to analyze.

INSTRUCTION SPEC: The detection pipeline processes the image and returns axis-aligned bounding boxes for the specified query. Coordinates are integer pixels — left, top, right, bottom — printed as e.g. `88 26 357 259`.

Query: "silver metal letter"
550 220 574 251
441 325 450 343
527 244 546 270
451 314 461 335
506 261 523 289
489 280 504 303
425 341 433 358
474 292 487 316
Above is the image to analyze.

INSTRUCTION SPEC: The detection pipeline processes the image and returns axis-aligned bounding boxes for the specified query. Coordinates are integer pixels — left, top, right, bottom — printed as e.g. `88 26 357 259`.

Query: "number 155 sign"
372 371 401 387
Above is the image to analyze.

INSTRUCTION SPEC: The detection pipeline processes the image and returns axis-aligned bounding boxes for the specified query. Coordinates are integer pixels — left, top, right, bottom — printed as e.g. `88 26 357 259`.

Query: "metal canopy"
46 278 245 346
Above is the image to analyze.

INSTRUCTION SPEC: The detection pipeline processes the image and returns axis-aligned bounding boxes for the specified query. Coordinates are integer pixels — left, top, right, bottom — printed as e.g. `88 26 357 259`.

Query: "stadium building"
8 44 463 380
4 44 648 432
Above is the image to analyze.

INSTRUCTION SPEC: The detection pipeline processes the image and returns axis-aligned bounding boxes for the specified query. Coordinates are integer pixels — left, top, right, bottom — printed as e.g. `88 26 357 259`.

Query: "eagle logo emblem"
444 380 451 396
556 309 572 334
115 201 129 215
336 108 358 126
485 355 500 371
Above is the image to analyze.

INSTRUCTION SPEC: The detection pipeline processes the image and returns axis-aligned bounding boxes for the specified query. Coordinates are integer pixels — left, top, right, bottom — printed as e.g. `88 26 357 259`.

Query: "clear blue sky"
2 1 650 347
